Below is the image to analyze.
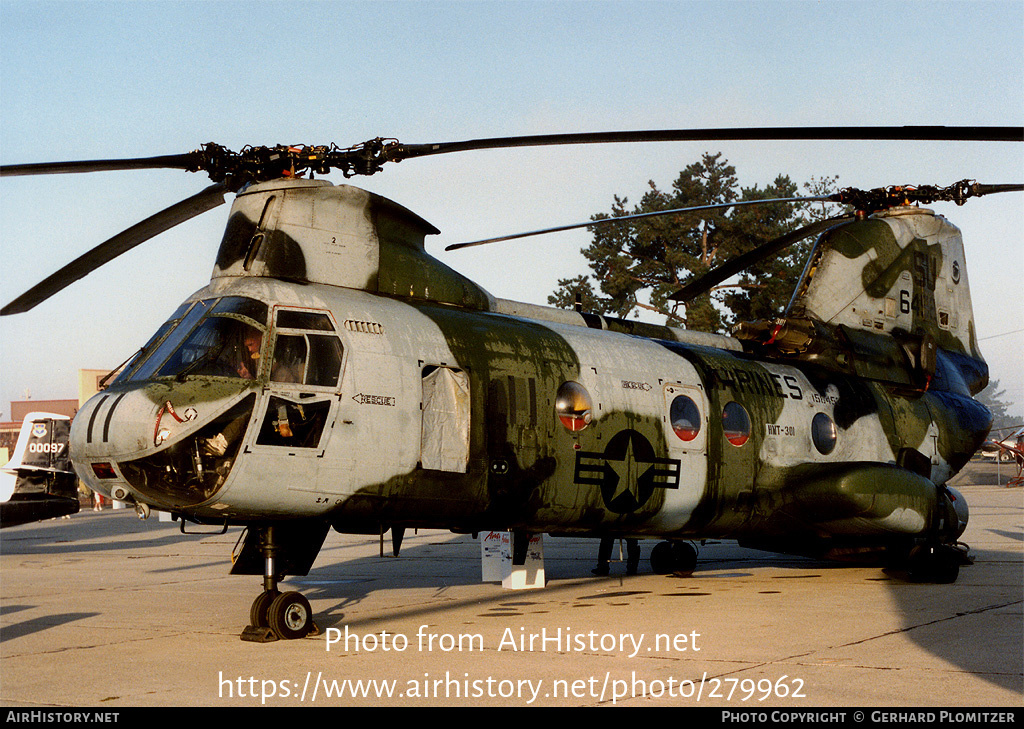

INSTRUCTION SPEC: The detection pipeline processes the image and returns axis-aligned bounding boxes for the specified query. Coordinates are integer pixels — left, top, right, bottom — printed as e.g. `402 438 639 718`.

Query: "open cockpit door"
251 309 345 458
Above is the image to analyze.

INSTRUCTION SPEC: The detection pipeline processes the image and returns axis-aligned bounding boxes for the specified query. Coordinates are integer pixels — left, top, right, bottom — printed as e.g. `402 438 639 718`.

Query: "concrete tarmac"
1 461 1020 708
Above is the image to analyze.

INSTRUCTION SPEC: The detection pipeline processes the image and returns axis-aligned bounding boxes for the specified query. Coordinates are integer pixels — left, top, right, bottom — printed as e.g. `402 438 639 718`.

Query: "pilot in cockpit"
235 326 264 380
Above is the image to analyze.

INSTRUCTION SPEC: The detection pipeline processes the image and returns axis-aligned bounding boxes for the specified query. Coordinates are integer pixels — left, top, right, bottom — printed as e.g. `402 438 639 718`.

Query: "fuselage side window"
722 401 751 447
555 381 593 432
670 394 701 442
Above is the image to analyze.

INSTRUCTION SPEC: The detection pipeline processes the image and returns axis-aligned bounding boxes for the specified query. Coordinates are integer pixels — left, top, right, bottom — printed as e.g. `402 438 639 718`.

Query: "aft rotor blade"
391 126 1024 163
967 182 1024 197
0 152 202 177
1 182 228 315
667 216 852 302
445 196 827 251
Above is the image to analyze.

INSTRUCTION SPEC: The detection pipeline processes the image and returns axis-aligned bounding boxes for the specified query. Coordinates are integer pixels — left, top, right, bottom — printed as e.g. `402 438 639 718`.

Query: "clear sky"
1 0 1021 418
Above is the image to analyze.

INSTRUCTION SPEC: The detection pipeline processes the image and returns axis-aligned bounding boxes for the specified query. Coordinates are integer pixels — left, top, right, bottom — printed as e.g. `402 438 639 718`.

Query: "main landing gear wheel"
240 525 317 642
906 544 961 584
244 588 315 641
268 591 314 640
249 590 279 628
650 541 698 575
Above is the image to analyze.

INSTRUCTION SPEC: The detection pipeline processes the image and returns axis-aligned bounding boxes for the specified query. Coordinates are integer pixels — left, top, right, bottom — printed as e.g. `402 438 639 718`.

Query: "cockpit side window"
275 310 334 331
270 310 344 388
270 335 307 383
306 335 343 385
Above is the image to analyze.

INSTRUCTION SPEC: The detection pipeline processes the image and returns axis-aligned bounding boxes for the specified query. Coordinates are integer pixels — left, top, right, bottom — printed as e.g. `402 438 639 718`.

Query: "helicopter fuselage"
43 175 997 639
72 272 984 557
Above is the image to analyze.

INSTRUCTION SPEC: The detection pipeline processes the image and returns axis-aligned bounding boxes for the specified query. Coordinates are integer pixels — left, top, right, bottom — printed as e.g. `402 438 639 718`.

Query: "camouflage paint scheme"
71 179 988 588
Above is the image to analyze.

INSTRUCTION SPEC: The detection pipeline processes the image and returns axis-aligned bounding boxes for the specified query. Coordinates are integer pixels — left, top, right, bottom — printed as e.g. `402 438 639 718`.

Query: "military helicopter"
2 126 1021 642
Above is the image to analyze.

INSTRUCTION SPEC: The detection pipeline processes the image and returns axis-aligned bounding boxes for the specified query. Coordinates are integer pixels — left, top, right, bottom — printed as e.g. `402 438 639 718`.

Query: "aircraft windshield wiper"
174 346 225 382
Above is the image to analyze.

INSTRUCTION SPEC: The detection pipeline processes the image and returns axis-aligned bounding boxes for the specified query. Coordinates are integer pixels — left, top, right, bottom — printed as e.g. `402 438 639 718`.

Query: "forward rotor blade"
391 126 1023 164
667 216 852 302
6 127 1018 182
0 153 202 177
1 182 228 315
445 195 827 251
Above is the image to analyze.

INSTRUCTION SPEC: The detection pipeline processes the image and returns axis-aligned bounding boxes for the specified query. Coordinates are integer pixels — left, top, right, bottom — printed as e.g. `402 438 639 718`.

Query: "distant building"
1 368 112 464
10 399 80 422
78 369 110 406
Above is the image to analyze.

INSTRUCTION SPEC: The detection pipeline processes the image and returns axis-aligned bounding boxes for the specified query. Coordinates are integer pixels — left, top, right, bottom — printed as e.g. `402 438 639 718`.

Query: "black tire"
268 591 313 640
673 542 698 574
907 546 960 584
650 541 698 574
249 590 278 628
650 541 675 574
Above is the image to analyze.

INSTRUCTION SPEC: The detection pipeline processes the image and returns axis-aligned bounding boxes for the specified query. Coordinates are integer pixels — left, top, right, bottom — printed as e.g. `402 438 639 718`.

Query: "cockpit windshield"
155 315 263 379
116 297 269 383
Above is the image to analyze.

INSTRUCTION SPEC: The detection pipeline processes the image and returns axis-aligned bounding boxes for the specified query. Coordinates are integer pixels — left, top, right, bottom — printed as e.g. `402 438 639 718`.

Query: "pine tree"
548 155 845 333
977 378 1023 431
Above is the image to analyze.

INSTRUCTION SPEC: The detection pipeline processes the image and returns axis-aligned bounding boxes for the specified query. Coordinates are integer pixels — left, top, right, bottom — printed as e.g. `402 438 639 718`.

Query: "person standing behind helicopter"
593 537 640 576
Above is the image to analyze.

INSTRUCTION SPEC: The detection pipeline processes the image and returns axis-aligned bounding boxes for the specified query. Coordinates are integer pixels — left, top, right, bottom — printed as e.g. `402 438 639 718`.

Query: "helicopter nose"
71 384 256 509
73 386 200 461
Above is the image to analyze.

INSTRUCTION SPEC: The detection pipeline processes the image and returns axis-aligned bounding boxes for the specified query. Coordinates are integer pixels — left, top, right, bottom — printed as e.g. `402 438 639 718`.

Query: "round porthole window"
670 395 701 441
555 381 593 432
722 402 751 447
811 412 837 455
